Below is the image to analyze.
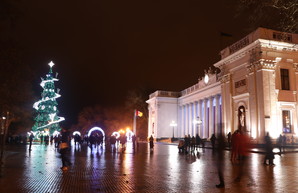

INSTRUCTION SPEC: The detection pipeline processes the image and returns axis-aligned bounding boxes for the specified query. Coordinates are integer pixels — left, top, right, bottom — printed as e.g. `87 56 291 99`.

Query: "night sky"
11 0 253 126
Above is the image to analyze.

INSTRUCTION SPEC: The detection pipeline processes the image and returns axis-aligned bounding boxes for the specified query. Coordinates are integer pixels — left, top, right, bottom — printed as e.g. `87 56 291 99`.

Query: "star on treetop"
48 61 55 68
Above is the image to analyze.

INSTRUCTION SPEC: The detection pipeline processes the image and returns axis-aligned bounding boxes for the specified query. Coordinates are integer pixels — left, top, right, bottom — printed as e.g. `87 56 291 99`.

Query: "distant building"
147 27 298 142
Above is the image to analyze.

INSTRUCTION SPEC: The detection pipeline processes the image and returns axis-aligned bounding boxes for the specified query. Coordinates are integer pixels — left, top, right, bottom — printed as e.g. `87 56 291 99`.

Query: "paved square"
0 142 297 193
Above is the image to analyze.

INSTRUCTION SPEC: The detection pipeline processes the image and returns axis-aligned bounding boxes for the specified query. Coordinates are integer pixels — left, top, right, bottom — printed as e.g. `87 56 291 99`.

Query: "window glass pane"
282 110 291 133
281 69 290 90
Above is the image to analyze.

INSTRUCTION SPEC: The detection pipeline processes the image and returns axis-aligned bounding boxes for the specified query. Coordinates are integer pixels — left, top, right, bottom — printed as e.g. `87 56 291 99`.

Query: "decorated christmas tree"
32 61 65 135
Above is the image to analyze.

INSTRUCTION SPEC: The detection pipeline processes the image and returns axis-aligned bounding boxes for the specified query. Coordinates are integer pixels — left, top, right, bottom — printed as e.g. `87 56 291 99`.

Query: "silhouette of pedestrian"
227 132 231 148
216 133 225 188
132 135 136 150
210 134 216 149
40 135 44 144
195 134 201 150
110 135 117 152
60 128 71 171
184 135 190 153
29 133 34 151
120 134 127 151
282 135 286 152
231 130 240 162
277 134 283 155
191 136 196 153
149 135 154 149
263 132 275 166
234 130 252 182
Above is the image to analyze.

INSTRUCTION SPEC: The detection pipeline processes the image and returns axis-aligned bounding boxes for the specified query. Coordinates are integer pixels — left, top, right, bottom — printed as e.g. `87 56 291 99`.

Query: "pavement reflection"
1 141 298 192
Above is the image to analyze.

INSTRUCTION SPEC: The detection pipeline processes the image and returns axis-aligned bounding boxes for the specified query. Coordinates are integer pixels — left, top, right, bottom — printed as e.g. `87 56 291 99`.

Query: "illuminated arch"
126 130 134 142
73 131 81 136
112 131 120 139
88 127 105 138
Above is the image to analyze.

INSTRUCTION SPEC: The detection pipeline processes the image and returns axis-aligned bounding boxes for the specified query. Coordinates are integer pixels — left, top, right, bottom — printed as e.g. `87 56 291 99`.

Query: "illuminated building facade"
147 28 298 142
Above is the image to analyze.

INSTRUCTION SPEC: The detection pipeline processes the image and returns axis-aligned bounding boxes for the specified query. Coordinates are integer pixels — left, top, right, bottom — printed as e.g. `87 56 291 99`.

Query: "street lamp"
170 121 177 141
1 117 6 135
193 117 202 136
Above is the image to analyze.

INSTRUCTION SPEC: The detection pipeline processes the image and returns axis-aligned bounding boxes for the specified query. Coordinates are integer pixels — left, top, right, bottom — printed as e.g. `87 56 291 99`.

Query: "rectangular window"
281 69 290 90
282 110 291 133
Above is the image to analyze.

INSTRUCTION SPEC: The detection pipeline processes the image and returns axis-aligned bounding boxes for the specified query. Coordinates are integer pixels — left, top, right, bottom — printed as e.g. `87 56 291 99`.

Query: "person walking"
191 136 196 153
149 135 154 150
277 134 283 155
234 130 252 182
184 135 190 153
28 133 34 151
227 132 231 148
195 134 201 150
263 132 275 166
216 133 226 188
132 135 137 150
210 134 216 149
59 128 71 171
231 130 240 162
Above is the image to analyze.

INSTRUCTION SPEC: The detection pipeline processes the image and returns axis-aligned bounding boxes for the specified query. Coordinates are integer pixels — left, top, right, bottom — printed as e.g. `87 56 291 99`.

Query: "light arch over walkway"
88 127 105 138
73 131 81 136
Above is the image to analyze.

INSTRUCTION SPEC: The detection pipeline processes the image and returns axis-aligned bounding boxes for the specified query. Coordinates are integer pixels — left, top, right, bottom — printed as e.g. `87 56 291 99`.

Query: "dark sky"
11 0 253 126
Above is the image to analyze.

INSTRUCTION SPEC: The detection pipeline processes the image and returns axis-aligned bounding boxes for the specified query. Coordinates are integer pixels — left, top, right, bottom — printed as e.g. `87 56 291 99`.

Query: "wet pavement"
0 142 298 193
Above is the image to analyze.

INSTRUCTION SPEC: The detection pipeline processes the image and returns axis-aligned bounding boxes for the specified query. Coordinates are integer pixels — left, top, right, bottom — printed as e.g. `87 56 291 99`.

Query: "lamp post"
0 112 8 171
170 121 177 142
193 117 202 136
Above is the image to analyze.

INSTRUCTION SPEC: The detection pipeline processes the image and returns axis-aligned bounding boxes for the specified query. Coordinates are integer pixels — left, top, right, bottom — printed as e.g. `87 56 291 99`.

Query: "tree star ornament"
49 61 55 68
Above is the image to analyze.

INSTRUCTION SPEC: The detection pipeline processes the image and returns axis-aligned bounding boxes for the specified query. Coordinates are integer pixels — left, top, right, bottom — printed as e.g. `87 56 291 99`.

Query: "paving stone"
1 142 298 192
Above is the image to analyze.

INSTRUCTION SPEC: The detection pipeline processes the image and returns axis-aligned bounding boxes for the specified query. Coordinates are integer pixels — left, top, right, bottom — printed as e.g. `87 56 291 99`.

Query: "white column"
188 103 192 136
185 104 189 136
203 99 208 139
182 105 186 137
198 100 202 137
178 106 181 137
194 101 198 136
209 97 213 138
191 102 195 136
189 103 192 136
215 95 220 134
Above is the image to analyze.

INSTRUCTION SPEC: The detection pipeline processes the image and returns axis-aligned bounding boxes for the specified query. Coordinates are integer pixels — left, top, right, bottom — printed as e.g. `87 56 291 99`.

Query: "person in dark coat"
263 132 275 165
216 133 226 188
132 135 137 150
29 133 34 151
195 134 201 150
227 132 232 148
184 135 190 153
149 135 154 149
60 128 71 171
210 134 217 149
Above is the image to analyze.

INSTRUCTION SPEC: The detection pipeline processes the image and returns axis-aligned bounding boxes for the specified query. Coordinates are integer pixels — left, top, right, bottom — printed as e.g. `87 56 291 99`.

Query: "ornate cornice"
247 59 276 73
220 73 231 83
293 63 298 72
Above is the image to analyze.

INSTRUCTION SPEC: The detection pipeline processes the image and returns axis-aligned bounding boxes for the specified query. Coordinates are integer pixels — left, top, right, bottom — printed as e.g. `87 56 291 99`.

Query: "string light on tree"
32 61 65 135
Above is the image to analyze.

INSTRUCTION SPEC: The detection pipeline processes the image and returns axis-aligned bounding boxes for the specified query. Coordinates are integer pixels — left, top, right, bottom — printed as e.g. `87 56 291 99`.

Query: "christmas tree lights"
32 61 65 135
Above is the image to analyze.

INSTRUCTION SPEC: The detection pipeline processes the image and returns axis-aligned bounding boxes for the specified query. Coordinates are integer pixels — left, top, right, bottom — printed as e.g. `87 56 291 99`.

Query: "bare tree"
237 0 298 33
0 0 34 135
125 89 150 139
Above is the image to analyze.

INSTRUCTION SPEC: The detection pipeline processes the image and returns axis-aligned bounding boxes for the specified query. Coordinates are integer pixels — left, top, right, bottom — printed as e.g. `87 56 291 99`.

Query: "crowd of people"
11 127 297 187
24 128 141 171
176 129 295 189
178 134 205 153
